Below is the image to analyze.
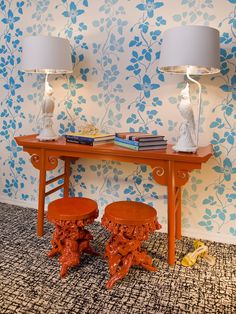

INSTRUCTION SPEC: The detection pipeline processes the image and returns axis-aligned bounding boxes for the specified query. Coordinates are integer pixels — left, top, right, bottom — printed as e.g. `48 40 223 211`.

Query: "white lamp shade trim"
22 36 73 74
159 25 220 75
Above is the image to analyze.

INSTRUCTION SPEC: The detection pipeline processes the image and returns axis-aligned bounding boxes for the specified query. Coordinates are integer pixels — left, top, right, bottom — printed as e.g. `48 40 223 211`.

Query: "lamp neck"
186 69 201 90
186 68 202 148
44 74 53 96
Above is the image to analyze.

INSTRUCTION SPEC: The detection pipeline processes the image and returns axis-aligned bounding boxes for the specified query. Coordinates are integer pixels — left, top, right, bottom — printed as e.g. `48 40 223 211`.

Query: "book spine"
114 136 139 146
66 139 93 145
115 132 139 139
131 136 165 141
138 145 167 150
115 133 127 139
138 141 167 147
65 135 94 143
114 140 139 150
115 133 165 141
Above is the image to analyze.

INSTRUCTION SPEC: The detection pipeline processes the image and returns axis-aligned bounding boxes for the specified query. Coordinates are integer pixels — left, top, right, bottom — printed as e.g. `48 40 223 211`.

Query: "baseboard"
182 229 236 245
0 196 38 210
158 226 236 245
1 196 235 245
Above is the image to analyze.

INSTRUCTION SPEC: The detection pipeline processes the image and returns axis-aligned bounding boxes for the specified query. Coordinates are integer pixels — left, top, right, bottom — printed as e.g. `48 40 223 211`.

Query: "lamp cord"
186 70 202 148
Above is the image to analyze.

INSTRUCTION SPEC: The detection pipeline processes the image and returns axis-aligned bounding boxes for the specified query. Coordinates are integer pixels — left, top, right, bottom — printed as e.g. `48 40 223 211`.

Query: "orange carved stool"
102 201 161 289
47 197 98 277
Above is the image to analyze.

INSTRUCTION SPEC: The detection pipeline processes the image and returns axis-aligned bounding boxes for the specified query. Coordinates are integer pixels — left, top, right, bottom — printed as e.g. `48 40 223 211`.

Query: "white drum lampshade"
22 36 72 74
22 36 73 141
159 25 220 75
159 25 220 153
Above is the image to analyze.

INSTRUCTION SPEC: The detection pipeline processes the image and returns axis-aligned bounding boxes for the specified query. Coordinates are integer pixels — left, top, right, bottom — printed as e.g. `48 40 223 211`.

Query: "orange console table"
15 134 212 265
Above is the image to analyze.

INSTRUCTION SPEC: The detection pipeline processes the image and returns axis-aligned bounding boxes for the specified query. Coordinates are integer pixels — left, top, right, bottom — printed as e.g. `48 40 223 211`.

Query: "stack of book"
65 133 115 146
114 132 167 151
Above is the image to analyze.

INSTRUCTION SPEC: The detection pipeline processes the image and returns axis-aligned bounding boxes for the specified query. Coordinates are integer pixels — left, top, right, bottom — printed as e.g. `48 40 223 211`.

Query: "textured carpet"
0 202 235 314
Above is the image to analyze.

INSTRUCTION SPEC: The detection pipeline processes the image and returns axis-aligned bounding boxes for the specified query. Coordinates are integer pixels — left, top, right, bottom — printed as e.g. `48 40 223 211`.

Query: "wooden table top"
15 134 212 164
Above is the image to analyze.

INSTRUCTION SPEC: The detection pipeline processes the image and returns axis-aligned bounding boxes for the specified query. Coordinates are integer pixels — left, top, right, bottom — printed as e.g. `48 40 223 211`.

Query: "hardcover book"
114 136 167 147
114 140 167 151
65 133 115 142
115 132 165 141
66 138 113 146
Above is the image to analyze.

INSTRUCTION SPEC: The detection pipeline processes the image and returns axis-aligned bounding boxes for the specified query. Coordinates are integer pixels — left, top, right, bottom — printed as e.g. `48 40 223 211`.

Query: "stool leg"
59 238 81 277
50 223 97 277
105 234 156 289
77 229 99 256
48 224 64 257
106 253 133 289
133 250 157 272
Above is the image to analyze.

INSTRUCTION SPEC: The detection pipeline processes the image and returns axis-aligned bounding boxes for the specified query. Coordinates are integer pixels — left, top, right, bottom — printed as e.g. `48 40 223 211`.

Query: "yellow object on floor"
181 245 208 267
193 239 205 251
181 240 216 267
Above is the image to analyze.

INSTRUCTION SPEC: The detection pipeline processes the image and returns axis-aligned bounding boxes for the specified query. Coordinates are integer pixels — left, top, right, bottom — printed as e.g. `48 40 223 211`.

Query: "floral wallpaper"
0 0 235 243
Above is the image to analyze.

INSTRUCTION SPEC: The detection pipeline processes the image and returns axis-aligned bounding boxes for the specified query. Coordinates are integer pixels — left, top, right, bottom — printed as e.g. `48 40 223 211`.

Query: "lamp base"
37 128 58 141
36 134 58 142
38 79 58 142
173 145 197 153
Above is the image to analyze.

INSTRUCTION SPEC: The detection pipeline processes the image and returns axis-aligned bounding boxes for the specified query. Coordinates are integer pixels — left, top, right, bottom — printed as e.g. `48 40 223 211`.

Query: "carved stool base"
47 197 98 277
102 201 161 289
48 219 98 277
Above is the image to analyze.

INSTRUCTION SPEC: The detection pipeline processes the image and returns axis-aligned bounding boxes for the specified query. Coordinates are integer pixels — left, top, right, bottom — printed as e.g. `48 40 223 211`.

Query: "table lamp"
159 25 220 152
22 36 72 141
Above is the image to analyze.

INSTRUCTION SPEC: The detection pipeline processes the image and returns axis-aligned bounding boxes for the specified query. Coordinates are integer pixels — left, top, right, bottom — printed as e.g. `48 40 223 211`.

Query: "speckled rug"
0 202 235 314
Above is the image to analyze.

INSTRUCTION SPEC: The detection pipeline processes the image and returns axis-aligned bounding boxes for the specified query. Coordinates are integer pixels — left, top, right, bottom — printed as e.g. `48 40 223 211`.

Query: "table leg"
167 161 176 266
175 187 182 240
37 150 46 236
64 158 70 197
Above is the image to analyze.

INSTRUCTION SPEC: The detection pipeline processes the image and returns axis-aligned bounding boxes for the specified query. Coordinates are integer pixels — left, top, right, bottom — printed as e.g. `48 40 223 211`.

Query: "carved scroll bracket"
175 169 190 186
30 154 40 170
150 161 168 186
46 155 59 171
30 153 59 171
174 162 201 187
150 161 201 187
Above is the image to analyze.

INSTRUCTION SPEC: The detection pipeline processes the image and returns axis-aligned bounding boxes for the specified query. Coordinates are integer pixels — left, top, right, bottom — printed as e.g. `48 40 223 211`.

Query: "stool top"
47 197 98 221
104 201 157 225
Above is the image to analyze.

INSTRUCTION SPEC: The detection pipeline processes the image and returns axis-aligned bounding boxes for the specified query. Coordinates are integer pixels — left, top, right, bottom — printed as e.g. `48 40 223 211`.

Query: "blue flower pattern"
62 2 84 24
0 0 235 239
1 9 20 30
133 74 159 98
136 0 163 18
126 1 165 133
197 0 236 236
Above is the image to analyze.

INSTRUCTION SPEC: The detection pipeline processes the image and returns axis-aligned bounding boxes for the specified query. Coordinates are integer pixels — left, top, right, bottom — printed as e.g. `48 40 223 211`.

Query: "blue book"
114 140 167 151
114 136 167 147
114 140 139 150
115 132 165 142
114 136 139 146
66 135 93 143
